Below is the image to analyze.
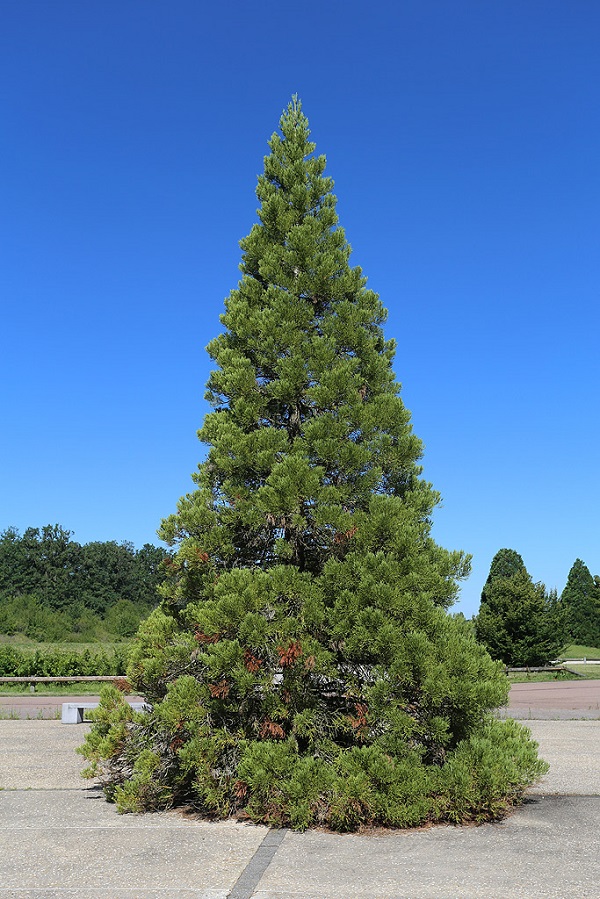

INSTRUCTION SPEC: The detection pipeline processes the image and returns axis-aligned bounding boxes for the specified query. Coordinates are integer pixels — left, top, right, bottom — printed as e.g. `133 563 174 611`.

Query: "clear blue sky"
1 1 598 617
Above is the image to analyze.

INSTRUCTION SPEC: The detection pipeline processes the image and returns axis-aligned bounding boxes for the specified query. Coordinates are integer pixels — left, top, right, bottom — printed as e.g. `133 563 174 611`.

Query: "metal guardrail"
506 665 585 677
562 658 600 664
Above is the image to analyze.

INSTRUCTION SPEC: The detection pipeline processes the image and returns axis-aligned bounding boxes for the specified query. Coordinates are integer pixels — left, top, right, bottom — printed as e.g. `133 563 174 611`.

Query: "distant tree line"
0 524 171 641
474 549 600 666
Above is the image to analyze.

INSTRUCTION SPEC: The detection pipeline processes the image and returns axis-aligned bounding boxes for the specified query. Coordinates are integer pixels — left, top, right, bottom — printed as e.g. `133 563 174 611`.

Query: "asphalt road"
508 679 600 709
2 680 600 720
503 679 600 719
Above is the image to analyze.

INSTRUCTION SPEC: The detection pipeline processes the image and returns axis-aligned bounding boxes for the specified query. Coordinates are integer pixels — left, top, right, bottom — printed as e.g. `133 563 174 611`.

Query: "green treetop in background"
561 559 600 647
482 548 526 593
81 99 546 831
475 549 565 667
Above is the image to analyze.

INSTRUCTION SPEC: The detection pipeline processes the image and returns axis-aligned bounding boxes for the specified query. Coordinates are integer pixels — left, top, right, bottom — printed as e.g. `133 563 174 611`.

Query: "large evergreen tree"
81 99 546 830
561 559 600 647
475 549 565 666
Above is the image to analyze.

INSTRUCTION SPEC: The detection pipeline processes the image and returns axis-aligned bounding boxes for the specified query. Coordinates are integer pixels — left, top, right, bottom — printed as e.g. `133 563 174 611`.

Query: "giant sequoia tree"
81 99 546 830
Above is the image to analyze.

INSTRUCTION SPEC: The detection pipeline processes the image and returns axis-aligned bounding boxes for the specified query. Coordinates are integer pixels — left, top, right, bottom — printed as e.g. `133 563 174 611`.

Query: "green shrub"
0 592 152 643
0 644 128 677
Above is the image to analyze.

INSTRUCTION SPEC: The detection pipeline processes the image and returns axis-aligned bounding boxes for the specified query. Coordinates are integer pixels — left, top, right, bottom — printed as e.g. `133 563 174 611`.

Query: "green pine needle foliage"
80 98 547 830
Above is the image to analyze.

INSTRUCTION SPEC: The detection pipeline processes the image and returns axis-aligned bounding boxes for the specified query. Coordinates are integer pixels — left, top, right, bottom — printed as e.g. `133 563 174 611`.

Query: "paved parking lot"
1 713 599 898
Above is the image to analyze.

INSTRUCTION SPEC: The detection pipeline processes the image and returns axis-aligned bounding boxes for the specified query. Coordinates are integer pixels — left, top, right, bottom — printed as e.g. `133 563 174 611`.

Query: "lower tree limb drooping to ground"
79 98 547 830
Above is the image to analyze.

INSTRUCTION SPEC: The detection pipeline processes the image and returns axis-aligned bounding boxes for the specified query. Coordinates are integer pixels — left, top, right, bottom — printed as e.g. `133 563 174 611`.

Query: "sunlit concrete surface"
0 710 599 897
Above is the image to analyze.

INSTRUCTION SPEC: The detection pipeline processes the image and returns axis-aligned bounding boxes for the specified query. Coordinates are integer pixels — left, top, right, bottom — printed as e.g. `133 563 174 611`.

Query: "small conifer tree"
475 550 565 666
81 99 547 830
561 559 600 647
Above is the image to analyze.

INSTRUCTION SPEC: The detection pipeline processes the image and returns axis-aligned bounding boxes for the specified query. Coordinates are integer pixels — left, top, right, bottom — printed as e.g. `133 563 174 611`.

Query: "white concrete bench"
62 701 148 723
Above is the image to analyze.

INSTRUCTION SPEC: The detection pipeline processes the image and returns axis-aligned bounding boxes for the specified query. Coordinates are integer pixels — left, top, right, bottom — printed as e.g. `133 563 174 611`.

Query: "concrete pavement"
1 717 599 898
0 694 145 721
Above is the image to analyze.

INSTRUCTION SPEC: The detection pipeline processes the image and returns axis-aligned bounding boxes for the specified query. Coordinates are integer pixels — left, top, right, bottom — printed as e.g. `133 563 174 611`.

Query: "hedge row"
0 645 128 677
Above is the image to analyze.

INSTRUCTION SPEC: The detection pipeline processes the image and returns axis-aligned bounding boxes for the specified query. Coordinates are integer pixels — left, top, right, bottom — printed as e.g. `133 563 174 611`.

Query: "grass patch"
507 670 579 684
508 666 600 682
559 644 600 660
0 635 130 653
562 664 600 679
0 707 62 720
0 682 121 697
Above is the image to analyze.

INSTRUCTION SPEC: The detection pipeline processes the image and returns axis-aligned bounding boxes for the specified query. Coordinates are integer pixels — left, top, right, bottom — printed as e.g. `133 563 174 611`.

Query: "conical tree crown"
481 548 527 604
160 97 458 605
561 559 600 645
81 100 547 831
